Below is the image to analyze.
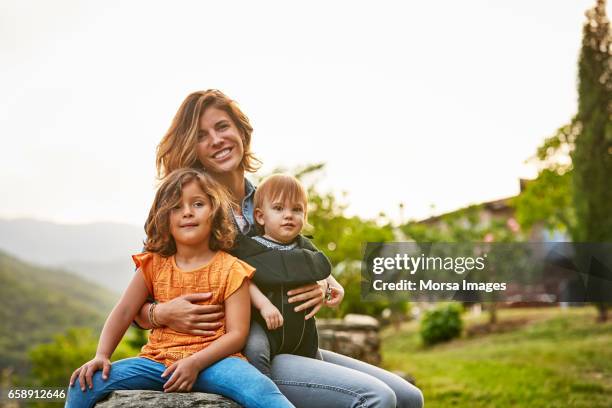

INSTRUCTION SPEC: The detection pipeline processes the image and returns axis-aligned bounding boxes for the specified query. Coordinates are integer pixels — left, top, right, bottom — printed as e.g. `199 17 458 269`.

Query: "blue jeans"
245 322 424 408
244 321 323 378
271 351 424 408
65 356 294 408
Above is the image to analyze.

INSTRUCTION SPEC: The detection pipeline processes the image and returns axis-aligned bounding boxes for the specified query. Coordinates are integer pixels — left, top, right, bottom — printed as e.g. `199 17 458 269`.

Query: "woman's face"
197 107 245 175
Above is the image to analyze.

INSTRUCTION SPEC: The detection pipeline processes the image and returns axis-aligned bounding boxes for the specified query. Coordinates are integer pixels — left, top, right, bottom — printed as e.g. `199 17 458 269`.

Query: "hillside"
0 250 117 374
0 218 144 292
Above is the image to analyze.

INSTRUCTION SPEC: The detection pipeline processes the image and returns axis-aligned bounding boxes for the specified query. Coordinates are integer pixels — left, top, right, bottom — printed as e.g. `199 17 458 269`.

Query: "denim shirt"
237 177 257 237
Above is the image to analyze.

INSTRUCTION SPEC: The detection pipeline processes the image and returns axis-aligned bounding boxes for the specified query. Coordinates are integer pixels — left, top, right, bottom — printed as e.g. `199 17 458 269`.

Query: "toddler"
232 174 332 377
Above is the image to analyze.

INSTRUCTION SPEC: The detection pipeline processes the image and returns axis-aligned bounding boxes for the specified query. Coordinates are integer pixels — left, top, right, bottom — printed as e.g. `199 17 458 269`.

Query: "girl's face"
169 180 213 248
254 198 305 244
197 107 245 175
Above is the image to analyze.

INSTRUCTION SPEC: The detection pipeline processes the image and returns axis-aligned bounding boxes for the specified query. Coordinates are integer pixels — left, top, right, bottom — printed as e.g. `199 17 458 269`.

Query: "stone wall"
317 313 381 366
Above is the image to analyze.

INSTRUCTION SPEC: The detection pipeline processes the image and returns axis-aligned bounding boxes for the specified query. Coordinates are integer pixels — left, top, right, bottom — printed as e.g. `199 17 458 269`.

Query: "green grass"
381 307 612 407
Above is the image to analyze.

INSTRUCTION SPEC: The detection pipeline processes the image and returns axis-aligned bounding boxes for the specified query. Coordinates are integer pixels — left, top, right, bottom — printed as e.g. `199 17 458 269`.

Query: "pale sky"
1 0 606 226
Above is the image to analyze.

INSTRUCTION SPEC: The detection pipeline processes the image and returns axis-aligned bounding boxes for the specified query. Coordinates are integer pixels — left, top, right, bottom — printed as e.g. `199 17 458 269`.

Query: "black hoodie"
231 234 332 358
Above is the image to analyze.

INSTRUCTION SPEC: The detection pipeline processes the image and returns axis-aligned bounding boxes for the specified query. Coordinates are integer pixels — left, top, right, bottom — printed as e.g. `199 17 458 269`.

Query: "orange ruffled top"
132 251 255 367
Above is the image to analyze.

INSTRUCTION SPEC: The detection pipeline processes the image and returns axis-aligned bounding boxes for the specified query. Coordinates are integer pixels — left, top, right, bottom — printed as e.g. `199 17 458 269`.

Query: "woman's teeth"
213 148 231 159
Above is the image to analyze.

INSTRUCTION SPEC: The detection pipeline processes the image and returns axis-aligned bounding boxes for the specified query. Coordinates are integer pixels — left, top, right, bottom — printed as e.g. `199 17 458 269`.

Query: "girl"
65 168 294 408
134 89 424 408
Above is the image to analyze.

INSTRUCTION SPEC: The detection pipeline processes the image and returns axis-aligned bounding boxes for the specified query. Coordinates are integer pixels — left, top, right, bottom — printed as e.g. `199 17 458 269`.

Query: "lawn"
381 306 612 407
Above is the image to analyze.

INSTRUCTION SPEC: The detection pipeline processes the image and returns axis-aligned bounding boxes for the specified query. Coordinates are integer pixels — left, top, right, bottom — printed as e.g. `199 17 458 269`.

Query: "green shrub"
420 304 463 346
29 327 139 387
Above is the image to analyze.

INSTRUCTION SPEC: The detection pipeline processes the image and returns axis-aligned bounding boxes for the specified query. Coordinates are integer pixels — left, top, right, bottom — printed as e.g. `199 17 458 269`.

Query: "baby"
232 174 332 377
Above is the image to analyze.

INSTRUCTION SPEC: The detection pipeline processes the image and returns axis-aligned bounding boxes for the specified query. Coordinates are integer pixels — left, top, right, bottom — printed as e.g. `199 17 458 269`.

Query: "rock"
317 314 381 365
314 318 345 331
95 390 242 407
317 315 379 331
344 314 380 329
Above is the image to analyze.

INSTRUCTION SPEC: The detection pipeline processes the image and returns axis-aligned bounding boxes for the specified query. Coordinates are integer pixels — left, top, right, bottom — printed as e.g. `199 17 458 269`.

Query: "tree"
572 0 612 243
513 122 579 237
572 0 612 321
515 1 611 322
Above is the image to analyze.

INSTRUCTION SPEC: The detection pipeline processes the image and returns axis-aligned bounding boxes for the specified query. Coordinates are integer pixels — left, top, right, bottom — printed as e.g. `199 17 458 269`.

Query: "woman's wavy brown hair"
144 168 237 256
156 89 261 178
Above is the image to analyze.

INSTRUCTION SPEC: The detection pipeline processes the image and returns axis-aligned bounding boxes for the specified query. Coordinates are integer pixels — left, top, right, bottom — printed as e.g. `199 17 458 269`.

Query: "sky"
1 0 606 226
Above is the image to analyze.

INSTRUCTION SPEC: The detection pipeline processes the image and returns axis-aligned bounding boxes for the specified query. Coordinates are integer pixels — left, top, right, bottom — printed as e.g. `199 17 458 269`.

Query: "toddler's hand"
69 355 111 391
162 356 200 392
261 304 283 330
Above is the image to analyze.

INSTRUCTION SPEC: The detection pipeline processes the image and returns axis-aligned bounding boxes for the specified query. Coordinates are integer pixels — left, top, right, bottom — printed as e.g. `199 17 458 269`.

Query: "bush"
29 327 139 387
420 304 463 346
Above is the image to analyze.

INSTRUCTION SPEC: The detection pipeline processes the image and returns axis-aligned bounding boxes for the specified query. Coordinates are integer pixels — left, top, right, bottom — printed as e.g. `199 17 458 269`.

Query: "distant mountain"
0 218 145 292
61 257 137 294
0 250 117 373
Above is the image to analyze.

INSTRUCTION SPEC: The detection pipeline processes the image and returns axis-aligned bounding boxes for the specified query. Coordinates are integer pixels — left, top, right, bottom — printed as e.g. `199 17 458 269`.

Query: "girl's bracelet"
148 303 161 328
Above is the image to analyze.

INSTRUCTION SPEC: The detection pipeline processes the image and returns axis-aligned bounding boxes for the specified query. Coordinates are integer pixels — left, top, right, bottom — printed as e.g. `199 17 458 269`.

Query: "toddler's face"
255 198 305 244
169 180 213 248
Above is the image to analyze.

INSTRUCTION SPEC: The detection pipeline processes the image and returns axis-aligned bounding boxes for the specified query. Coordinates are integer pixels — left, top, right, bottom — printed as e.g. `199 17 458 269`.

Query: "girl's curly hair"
144 168 237 256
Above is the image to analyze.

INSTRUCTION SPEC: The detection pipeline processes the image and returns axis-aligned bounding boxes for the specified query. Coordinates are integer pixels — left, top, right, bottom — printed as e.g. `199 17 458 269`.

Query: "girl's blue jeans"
65 356 294 408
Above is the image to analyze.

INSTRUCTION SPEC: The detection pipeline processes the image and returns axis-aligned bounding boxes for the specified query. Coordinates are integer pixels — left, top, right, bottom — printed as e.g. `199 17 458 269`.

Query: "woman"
135 89 424 408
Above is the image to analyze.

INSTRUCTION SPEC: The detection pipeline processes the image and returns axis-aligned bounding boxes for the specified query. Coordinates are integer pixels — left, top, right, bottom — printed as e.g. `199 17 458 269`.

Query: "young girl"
65 168 294 408
231 174 333 377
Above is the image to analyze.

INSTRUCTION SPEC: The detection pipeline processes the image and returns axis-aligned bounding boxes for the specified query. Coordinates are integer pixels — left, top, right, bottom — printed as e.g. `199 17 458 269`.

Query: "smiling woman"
156 89 261 184
196 107 245 175
132 90 424 408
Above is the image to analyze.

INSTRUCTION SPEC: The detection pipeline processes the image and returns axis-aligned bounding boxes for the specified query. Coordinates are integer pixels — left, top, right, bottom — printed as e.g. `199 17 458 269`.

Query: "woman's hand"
69 355 111 391
161 356 200 393
287 281 327 320
156 293 224 336
325 285 345 308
